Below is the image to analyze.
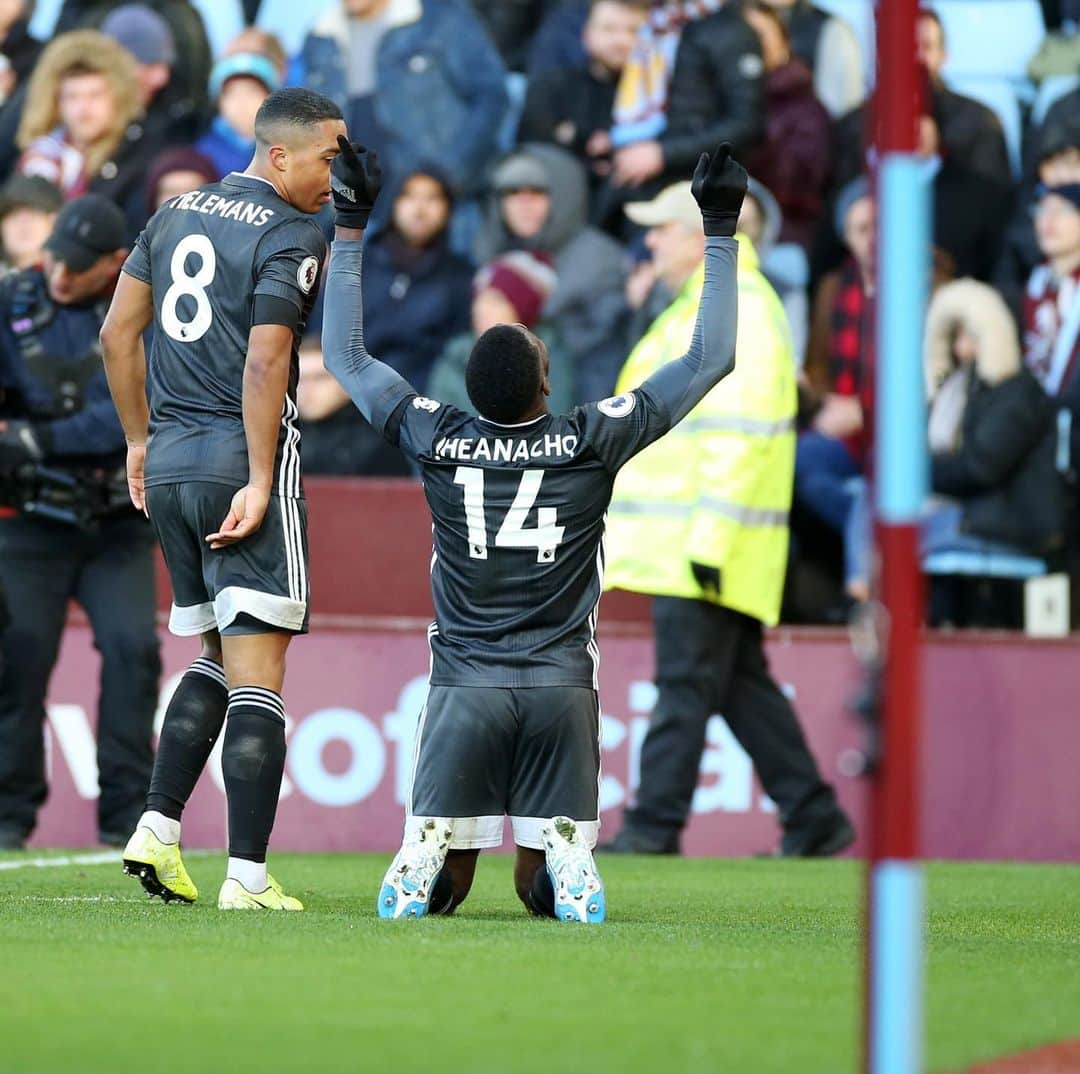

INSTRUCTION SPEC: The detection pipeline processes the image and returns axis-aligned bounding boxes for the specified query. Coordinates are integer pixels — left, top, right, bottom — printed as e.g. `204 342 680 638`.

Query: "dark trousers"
0 513 160 839
622 596 840 848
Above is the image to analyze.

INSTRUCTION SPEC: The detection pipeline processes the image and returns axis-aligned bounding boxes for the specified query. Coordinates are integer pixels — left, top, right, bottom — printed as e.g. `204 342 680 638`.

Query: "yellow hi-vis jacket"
604 235 797 626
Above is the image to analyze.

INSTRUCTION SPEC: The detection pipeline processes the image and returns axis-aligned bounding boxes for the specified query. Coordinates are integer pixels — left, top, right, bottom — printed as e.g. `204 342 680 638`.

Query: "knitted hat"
473 251 557 328
145 147 219 209
209 52 281 100
101 4 176 65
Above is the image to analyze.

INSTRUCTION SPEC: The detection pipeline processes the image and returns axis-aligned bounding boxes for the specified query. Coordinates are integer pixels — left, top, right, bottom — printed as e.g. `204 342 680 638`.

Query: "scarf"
611 0 724 147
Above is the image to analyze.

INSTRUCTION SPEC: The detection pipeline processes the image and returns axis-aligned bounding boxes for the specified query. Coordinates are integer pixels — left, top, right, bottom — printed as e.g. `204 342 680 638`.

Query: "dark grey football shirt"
322 235 739 689
123 173 327 498
394 393 669 687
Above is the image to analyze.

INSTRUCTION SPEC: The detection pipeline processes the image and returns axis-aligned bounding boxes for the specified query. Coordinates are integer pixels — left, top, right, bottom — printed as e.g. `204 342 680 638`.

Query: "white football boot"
377 817 453 919
542 816 606 924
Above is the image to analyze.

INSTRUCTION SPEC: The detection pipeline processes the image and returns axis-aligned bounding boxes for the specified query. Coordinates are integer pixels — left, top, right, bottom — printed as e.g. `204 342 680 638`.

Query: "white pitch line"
0 849 216 872
0 851 121 871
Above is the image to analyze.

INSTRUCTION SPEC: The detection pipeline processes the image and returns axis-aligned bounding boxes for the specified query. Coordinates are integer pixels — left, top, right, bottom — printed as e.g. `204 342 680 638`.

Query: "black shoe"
597 829 681 855
779 812 856 858
0 824 27 850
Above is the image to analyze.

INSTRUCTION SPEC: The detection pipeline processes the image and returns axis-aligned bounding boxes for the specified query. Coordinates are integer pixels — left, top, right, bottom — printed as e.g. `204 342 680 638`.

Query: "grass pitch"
1 852 1077 1074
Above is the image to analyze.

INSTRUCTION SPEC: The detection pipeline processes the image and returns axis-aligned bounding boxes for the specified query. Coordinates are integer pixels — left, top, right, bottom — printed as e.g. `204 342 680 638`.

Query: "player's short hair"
254 87 343 148
466 325 544 424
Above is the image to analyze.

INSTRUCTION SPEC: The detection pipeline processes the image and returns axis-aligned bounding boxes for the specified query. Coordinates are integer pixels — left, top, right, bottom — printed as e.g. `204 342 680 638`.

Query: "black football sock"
145 657 228 820
221 687 287 863
528 864 556 918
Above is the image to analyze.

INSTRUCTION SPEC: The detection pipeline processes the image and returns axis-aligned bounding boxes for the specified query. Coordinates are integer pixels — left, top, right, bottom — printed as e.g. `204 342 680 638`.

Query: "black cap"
0 175 63 218
44 194 128 272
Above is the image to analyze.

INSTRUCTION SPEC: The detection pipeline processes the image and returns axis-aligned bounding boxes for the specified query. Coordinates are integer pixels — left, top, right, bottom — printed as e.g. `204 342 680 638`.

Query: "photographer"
0 194 159 850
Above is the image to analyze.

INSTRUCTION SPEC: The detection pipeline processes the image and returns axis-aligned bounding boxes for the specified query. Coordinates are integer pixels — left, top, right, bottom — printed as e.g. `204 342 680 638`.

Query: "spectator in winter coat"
519 0 650 201
196 51 281 179
845 280 1064 598
996 134 1080 319
362 168 475 392
743 1 831 251
759 0 864 118
1023 184 1080 469
54 0 213 128
609 1 764 192
476 143 629 402
916 9 1011 185
797 177 874 540
16 30 168 236
295 0 508 200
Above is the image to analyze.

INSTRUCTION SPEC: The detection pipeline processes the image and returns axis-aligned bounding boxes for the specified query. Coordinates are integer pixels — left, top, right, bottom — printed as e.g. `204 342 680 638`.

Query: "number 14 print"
453 467 566 563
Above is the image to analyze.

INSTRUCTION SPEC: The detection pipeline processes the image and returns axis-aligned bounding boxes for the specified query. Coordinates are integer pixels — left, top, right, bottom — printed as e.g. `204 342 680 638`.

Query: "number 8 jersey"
122 173 327 498
386 389 670 690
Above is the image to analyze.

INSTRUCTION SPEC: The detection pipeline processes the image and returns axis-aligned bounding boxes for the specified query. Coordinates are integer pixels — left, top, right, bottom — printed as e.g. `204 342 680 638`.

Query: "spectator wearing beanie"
101 4 198 147
0 174 61 271
196 51 281 179
144 146 218 213
428 249 574 414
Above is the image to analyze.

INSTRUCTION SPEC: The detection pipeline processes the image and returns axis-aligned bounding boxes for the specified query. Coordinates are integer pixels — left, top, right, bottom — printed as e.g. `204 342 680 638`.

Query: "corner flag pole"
866 1 928 1072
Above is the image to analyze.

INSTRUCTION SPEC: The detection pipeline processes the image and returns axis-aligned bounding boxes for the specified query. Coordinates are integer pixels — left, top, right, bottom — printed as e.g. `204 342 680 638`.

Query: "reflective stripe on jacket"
604 236 796 625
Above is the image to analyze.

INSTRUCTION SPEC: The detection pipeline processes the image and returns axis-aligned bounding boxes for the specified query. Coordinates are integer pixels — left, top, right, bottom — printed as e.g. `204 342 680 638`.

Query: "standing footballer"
100 89 346 910
321 138 747 924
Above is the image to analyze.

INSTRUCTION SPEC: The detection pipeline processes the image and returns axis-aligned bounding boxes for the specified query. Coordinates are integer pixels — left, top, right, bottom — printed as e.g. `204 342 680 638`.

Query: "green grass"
0 852 1077 1074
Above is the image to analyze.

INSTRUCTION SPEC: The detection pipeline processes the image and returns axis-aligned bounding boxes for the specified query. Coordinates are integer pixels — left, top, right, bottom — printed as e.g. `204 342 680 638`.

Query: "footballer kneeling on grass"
320 135 747 923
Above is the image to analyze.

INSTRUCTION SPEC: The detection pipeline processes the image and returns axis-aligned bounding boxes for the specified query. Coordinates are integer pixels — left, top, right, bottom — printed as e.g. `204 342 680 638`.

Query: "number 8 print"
162 234 216 343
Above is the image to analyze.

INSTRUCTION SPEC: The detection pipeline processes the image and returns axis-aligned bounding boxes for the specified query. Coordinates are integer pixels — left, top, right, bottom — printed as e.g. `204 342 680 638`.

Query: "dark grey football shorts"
146 481 309 637
409 685 602 850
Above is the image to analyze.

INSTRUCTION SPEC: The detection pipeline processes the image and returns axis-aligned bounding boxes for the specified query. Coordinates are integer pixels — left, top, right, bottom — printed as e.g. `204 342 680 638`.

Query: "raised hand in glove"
690 143 749 237
691 561 721 598
0 420 45 467
330 137 383 230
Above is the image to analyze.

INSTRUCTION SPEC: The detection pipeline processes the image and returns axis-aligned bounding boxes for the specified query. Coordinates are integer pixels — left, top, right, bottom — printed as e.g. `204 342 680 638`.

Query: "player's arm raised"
321 138 417 434
101 271 154 515
637 144 747 427
205 322 292 549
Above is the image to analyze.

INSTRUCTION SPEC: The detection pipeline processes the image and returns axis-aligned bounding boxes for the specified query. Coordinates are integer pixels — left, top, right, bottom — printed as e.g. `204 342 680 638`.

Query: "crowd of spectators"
0 0 1077 623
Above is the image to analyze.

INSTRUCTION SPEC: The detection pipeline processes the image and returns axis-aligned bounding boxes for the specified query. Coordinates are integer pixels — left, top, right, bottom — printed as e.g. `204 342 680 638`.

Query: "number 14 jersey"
122 173 327 498
390 390 671 689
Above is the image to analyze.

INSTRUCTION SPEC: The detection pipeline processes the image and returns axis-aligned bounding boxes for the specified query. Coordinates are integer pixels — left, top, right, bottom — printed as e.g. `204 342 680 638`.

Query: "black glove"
0 421 45 467
330 137 383 230
691 561 721 597
691 143 749 237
